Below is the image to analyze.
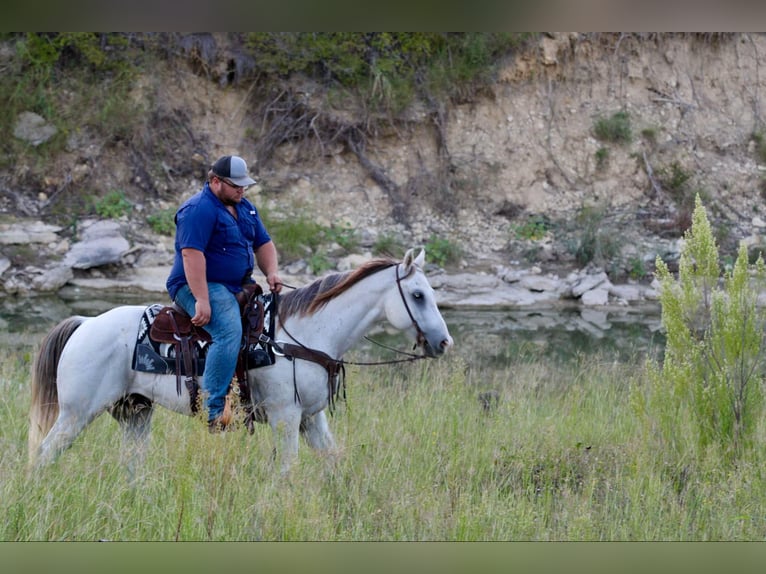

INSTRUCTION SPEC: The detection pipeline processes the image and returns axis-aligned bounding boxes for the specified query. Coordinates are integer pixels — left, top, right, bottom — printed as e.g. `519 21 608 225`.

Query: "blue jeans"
174 283 242 422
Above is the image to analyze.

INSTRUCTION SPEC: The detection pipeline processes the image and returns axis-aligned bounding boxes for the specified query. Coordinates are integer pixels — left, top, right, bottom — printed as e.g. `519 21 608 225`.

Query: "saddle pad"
131 294 276 376
132 304 208 376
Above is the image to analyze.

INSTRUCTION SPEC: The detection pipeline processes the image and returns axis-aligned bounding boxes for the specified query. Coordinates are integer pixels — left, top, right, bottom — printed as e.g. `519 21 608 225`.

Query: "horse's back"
55 305 150 400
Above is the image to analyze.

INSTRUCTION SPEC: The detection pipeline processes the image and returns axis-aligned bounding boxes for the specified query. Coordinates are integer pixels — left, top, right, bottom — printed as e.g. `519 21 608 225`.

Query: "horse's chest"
252 362 331 412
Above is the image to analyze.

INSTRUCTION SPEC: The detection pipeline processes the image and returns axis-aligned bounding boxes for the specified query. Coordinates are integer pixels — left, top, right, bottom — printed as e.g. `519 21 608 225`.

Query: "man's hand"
267 272 283 294
192 298 212 326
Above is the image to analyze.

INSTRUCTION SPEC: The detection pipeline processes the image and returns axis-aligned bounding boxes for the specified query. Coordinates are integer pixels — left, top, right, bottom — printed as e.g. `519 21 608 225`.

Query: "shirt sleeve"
175 200 216 251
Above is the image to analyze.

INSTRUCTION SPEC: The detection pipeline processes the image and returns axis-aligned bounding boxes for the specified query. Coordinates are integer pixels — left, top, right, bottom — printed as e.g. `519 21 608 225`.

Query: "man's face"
212 176 245 205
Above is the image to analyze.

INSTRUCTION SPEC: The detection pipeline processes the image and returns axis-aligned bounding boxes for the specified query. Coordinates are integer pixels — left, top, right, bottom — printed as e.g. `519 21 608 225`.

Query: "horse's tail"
28 316 86 466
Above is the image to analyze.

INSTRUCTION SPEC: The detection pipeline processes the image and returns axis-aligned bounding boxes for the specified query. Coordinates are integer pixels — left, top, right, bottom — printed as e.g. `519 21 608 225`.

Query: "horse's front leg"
268 407 301 474
300 410 337 454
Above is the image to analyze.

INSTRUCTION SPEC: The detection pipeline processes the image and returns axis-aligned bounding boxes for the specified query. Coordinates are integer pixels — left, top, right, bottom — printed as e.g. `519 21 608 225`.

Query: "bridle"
394 262 427 349
251 263 428 412
273 262 430 368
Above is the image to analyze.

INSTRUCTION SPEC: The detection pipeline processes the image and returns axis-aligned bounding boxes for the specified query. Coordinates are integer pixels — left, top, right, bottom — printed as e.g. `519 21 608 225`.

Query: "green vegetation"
6 327 766 540
260 213 360 271
593 110 632 144
424 235 462 268
261 214 325 261
372 233 407 258
635 195 766 464
568 205 620 266
1 33 142 164
752 131 766 164
146 208 176 236
92 190 132 219
324 223 359 253
594 146 609 171
512 216 549 241
245 33 531 113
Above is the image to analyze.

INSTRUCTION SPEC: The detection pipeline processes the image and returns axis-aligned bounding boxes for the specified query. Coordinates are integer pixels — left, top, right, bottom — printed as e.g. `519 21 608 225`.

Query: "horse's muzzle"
423 334 453 358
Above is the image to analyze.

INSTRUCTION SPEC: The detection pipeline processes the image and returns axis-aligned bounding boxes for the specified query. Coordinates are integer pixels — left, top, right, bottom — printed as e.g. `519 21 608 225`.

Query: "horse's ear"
403 247 425 271
413 248 425 268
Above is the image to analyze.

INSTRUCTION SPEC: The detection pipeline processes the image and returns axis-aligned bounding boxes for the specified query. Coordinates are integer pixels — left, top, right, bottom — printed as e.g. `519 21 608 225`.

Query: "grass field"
3 339 766 541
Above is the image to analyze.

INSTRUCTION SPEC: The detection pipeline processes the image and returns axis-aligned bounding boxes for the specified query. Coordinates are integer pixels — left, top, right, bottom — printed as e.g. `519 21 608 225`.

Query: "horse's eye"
412 291 423 300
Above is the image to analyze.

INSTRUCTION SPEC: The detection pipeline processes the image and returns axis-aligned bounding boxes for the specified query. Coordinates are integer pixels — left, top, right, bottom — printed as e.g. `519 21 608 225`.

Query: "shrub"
570 205 620 266
512 216 548 241
373 233 407 258
425 235 462 267
593 110 632 144
752 131 766 164
324 223 359 253
93 190 132 219
594 147 609 171
635 195 766 463
146 208 176 236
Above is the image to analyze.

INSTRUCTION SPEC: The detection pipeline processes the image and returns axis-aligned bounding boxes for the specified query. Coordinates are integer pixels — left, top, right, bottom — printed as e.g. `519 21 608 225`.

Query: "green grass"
4 343 766 540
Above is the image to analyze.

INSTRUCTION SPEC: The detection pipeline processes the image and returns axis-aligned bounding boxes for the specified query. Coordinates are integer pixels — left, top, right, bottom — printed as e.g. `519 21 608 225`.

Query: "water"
0 288 665 367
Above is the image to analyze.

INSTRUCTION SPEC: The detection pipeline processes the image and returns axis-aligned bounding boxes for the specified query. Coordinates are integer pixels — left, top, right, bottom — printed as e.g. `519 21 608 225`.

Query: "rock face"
2 34 766 308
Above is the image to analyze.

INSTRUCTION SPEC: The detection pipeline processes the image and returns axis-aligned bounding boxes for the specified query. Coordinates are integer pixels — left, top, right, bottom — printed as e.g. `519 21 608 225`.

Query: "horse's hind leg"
35 407 93 468
109 394 154 484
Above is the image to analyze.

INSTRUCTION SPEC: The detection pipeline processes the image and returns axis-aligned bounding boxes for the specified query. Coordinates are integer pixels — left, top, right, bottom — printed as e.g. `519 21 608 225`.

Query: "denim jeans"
174 283 242 422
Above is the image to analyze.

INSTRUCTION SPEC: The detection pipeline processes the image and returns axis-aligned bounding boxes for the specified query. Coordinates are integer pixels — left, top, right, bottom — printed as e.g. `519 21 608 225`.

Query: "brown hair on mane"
278 257 398 320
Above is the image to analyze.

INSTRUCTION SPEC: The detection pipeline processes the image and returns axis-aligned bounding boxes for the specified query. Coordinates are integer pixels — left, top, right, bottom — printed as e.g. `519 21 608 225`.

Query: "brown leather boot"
207 395 233 433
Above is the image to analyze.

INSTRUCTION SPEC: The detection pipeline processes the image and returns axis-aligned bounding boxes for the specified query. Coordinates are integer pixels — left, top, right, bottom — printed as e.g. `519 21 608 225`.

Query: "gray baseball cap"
211 155 256 187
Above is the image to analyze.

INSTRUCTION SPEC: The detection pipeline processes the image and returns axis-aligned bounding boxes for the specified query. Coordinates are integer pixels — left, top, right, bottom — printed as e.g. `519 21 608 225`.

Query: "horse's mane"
279 257 398 320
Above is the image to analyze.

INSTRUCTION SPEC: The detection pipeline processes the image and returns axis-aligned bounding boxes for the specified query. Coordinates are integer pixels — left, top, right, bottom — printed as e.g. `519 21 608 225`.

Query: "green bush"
93 190 132 219
595 147 609 171
593 110 632 144
261 213 324 262
146 208 176 236
635 195 766 464
570 205 620 266
511 216 548 241
373 233 407 258
324 223 359 253
245 32 531 112
425 235 462 268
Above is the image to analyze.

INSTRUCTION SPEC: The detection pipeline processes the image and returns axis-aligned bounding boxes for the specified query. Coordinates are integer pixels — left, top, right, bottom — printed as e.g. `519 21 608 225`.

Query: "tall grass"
3 342 766 541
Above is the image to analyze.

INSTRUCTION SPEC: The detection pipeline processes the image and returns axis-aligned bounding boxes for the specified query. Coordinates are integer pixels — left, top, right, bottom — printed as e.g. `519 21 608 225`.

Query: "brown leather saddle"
148 283 269 418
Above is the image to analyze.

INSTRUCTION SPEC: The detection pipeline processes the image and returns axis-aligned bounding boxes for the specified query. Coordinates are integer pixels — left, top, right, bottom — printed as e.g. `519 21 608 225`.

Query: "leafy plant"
307 252 332 275
146 208 176 236
593 110 632 144
324 223 359 253
373 233 407 258
93 190 132 219
260 214 324 262
512 216 549 241
425 235 462 268
570 205 620 266
752 131 766 164
635 195 766 463
595 147 609 171
627 256 647 280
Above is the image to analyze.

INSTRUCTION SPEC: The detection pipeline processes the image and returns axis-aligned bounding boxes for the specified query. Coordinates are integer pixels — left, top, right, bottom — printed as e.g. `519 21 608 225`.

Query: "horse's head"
385 248 453 357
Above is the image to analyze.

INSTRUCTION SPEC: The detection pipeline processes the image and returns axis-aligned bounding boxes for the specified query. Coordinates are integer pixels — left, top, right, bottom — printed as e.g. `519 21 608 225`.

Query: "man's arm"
255 240 283 293
181 247 212 326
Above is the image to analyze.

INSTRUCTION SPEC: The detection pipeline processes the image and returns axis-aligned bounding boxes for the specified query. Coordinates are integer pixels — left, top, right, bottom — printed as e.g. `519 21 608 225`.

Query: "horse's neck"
281 271 392 357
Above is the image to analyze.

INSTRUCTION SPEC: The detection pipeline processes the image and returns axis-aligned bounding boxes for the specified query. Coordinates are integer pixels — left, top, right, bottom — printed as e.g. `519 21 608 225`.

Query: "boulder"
13 111 58 146
63 221 130 269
